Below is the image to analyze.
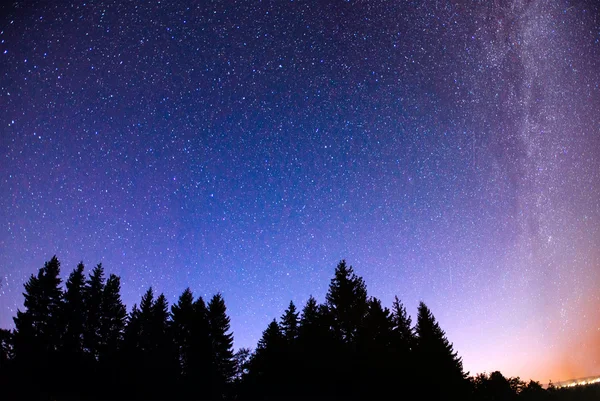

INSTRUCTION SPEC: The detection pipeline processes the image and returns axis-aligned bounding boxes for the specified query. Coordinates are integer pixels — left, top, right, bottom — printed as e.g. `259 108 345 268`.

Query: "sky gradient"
1 0 599 383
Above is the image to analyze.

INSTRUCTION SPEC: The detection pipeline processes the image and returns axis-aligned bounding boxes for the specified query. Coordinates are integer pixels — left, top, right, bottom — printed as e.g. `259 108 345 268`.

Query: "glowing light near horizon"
556 376 600 388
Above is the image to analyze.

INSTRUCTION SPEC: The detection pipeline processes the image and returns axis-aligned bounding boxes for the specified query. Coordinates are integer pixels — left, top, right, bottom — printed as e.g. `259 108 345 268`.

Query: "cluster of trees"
0 256 234 400
0 256 597 400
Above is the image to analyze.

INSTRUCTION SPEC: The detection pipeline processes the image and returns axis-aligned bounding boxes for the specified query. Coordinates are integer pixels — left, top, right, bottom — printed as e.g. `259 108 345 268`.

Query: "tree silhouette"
326 260 368 344
171 288 195 378
150 293 179 399
62 263 86 355
208 293 235 399
279 301 301 397
355 297 394 399
12 255 63 399
60 262 87 397
121 302 143 399
520 380 547 401
186 295 214 399
414 301 468 400
83 263 105 361
99 273 127 393
0 257 574 401
325 260 369 399
280 301 300 344
246 319 285 399
296 296 336 399
390 296 416 398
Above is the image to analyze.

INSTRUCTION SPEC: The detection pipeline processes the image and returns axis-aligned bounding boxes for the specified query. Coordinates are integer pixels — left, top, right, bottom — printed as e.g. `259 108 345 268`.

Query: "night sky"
1 0 599 383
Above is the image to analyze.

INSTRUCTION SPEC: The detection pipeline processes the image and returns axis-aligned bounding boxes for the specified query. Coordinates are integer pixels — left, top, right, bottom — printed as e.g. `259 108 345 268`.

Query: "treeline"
0 257 597 400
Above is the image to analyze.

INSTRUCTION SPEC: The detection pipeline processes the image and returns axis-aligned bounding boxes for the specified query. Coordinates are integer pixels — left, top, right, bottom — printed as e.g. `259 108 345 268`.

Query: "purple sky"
1 0 599 382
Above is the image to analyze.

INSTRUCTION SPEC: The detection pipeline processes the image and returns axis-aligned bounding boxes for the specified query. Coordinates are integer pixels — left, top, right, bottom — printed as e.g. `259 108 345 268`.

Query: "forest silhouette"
0 256 598 400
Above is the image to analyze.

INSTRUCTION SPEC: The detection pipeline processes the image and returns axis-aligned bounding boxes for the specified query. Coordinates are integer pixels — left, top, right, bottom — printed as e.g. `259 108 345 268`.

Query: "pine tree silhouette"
415 301 468 400
356 297 394 399
326 260 368 344
246 319 285 399
188 295 213 400
122 302 143 399
172 288 195 380
280 301 299 344
83 263 105 361
325 260 369 399
151 293 179 399
99 273 127 394
296 296 336 399
62 262 86 356
0 258 563 401
208 293 235 399
60 262 87 398
279 301 300 398
100 274 126 358
13 256 64 399
390 296 416 398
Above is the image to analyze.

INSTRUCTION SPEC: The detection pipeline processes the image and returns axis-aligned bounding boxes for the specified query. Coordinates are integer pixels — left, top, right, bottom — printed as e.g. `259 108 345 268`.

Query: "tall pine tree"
99 273 127 393
246 320 285 399
12 256 64 399
325 260 368 344
60 262 87 396
83 263 105 361
188 295 213 400
390 296 416 397
61 262 86 356
208 293 235 399
280 301 299 344
99 274 126 360
356 297 394 399
296 296 336 398
414 302 468 400
325 260 369 399
171 288 195 378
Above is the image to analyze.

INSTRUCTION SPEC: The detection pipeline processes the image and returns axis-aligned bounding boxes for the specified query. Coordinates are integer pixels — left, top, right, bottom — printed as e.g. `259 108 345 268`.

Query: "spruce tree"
60 262 87 396
247 320 285 399
207 293 235 399
151 293 178 398
171 288 195 377
12 256 64 399
279 301 300 397
280 301 299 344
390 296 416 397
188 295 213 399
325 260 368 344
122 303 143 398
357 297 394 399
99 273 126 392
62 262 86 356
99 274 126 360
391 296 414 351
325 260 369 398
83 263 105 361
414 302 467 400
297 296 336 398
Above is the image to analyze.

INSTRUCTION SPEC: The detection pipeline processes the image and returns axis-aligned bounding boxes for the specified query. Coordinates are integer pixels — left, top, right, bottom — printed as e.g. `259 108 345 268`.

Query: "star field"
1 0 599 382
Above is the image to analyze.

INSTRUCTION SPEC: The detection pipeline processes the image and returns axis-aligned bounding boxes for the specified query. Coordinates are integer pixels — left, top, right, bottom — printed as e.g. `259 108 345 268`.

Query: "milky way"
1 0 599 382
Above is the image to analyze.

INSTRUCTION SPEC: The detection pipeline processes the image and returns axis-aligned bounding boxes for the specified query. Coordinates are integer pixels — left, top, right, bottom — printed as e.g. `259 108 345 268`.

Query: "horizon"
1 0 599 386
1 255 598 384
